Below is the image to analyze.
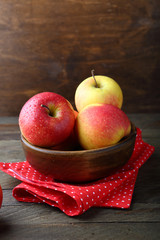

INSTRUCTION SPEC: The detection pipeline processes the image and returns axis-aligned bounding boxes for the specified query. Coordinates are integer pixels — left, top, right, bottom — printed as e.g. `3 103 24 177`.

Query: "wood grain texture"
0 114 160 239
0 222 159 240
0 1 160 115
1 201 160 223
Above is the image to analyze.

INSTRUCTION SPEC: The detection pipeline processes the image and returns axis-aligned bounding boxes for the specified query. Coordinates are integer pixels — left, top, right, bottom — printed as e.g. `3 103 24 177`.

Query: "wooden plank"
128 114 160 129
0 1 160 115
1 202 160 223
0 133 20 141
0 222 159 240
0 117 18 124
0 140 25 162
0 173 20 189
0 118 20 140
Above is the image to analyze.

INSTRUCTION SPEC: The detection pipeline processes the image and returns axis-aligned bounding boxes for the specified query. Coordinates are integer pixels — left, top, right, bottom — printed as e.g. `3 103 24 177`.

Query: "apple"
75 70 123 112
75 104 131 150
49 127 77 151
49 110 79 151
0 184 2 208
19 92 76 147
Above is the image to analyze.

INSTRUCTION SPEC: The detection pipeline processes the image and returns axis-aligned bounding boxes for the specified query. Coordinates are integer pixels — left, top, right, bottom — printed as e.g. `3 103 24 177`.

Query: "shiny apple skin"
75 75 123 112
19 92 75 147
75 104 131 150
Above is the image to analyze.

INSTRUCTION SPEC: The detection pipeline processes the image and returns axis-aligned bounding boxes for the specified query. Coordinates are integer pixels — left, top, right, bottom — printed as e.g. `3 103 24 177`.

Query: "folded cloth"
0 128 155 216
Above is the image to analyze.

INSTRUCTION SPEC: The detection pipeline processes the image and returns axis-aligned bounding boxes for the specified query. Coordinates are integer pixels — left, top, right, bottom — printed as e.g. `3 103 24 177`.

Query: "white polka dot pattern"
0 128 155 216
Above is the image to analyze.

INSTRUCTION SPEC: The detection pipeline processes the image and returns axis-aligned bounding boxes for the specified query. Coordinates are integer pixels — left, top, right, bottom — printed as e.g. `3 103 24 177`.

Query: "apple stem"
91 69 98 88
41 104 52 116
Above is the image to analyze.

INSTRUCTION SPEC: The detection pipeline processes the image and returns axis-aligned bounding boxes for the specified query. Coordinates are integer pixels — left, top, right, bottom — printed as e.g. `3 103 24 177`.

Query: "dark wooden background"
0 0 160 116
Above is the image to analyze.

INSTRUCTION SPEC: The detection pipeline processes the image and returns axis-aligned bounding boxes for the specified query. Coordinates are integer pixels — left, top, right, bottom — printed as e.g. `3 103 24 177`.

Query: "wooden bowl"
21 123 136 183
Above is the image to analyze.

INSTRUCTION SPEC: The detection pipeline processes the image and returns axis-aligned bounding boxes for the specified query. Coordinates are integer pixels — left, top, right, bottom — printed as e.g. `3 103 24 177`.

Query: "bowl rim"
21 122 136 156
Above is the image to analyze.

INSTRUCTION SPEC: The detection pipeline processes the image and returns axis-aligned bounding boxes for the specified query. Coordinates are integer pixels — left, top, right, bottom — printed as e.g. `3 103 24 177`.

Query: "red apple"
75 104 131 150
0 184 2 208
75 70 123 112
49 110 79 151
49 128 77 151
19 92 75 147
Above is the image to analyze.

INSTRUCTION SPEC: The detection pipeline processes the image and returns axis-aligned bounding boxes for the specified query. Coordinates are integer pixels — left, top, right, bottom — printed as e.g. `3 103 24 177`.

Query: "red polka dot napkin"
0 128 154 216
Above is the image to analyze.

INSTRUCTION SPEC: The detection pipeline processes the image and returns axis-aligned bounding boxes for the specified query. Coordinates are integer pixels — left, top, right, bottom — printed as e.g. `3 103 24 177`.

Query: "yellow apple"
75 104 131 150
75 71 123 112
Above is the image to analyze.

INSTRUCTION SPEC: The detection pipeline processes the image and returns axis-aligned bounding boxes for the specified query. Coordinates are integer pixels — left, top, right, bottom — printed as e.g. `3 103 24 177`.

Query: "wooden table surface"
0 114 159 240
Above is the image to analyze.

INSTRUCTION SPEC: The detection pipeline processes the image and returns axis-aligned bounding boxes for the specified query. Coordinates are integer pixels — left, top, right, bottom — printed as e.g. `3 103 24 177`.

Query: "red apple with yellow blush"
75 104 131 150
